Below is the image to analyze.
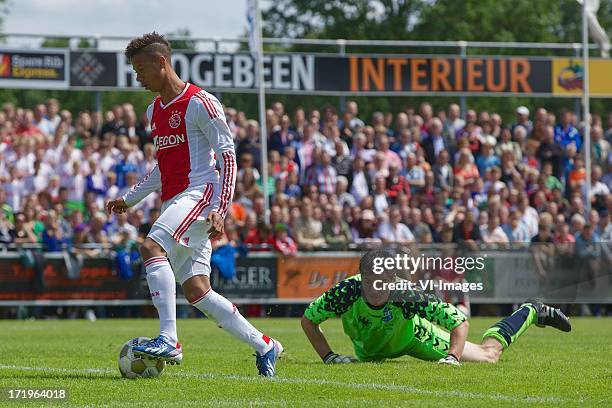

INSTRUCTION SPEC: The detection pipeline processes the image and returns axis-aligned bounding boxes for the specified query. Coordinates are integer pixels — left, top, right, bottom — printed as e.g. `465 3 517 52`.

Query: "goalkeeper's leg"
462 300 571 363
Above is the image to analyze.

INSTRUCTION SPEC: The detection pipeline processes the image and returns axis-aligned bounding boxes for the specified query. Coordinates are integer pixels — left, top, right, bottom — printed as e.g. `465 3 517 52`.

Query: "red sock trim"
144 256 168 267
262 335 271 345
189 288 212 304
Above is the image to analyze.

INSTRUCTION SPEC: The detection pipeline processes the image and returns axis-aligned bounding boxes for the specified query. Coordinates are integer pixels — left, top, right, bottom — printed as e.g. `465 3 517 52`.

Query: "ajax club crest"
169 110 181 129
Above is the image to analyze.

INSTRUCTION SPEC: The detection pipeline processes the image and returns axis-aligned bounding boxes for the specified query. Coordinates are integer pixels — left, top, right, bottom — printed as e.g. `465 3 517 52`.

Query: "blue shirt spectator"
554 111 582 151
114 159 138 189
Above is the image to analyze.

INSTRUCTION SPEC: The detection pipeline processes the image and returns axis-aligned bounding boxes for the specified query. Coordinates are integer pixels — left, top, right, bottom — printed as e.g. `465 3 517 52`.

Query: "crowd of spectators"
0 97 611 260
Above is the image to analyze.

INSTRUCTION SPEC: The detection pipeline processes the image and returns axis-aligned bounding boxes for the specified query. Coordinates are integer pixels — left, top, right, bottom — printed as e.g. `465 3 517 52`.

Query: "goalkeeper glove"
323 352 358 364
438 354 461 366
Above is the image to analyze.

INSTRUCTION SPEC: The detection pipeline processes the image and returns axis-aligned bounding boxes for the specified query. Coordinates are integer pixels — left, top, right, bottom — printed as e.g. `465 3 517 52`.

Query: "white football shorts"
147 182 220 285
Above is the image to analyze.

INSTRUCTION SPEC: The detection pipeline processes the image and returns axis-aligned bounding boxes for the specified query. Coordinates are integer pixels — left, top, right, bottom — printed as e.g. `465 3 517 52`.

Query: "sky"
3 0 247 49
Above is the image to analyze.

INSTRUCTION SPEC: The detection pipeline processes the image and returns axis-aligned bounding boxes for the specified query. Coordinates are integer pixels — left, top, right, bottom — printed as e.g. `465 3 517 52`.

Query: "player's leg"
478 300 571 359
181 261 283 377
139 237 178 345
131 221 185 364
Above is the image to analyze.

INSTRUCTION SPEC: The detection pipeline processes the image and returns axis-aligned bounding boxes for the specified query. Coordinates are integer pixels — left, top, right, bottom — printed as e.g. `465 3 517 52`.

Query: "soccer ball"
118 337 165 379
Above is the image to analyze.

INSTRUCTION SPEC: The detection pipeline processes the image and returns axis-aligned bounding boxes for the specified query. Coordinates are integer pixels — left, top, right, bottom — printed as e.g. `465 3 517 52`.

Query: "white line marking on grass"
0 364 577 404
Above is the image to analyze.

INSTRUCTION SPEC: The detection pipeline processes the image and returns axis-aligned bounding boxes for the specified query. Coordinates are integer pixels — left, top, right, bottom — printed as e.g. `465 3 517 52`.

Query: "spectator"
13 212 38 244
530 220 555 284
502 209 530 243
454 148 479 187
554 109 582 151
422 117 447 165
586 165 610 210
402 152 425 193
305 151 337 194
432 149 453 192
496 127 522 164
513 106 533 135
244 221 274 250
270 114 297 154
336 176 356 208
377 206 414 244
575 223 601 286
453 209 481 248
352 209 380 245
481 213 509 247
476 139 500 176
322 205 352 248
273 223 297 256
41 210 64 251
293 200 326 250
0 212 14 244
372 175 389 215
349 156 370 205
406 208 429 243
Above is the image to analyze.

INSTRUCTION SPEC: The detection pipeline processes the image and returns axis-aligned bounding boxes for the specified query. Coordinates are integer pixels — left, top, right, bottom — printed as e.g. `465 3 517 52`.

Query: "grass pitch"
0 317 610 407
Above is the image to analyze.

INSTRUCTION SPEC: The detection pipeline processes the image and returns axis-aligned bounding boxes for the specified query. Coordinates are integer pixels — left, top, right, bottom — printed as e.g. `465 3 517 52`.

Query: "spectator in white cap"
513 106 533 135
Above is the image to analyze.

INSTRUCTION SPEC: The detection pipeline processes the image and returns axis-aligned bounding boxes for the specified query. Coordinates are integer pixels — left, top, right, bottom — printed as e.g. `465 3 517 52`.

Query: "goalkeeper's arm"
447 320 469 361
301 316 357 364
301 316 333 360
301 277 361 363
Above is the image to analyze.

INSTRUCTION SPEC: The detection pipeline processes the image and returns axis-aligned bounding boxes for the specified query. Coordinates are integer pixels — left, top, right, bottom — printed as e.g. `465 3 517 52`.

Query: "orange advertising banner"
276 256 360 299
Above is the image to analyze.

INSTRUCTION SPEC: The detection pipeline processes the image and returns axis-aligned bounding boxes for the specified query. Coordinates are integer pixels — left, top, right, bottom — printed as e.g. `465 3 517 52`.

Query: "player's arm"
106 164 161 214
196 96 237 239
302 277 360 364
107 102 158 215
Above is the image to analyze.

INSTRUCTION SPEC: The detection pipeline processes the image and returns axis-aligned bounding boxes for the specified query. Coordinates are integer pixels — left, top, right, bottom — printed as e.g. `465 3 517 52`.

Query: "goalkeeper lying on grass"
301 250 571 366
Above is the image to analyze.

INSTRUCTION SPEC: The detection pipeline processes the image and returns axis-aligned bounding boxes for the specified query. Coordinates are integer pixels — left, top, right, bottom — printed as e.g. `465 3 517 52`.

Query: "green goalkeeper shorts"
404 321 451 361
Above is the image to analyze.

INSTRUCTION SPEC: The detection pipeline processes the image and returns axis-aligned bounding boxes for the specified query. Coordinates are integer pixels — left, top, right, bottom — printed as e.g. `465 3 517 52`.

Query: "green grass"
0 317 610 407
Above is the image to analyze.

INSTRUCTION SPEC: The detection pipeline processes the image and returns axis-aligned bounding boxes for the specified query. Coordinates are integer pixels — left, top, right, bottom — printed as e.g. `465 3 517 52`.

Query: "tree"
41 37 94 49
263 0 423 52
261 0 611 119
167 28 196 51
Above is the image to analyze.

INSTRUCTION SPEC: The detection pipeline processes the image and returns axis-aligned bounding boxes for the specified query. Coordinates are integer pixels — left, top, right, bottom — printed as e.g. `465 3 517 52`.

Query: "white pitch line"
0 364 575 404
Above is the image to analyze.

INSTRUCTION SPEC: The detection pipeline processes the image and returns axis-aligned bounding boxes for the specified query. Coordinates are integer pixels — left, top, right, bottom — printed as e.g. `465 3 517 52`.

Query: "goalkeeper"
301 250 571 365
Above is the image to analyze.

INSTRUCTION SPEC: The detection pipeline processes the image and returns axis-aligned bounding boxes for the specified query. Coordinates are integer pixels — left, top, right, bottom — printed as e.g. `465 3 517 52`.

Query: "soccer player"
106 32 282 376
301 250 571 365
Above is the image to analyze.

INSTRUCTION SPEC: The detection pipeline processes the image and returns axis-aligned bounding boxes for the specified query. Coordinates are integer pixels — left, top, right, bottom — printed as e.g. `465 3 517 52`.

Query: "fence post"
459 41 467 119
338 39 346 113
574 44 581 121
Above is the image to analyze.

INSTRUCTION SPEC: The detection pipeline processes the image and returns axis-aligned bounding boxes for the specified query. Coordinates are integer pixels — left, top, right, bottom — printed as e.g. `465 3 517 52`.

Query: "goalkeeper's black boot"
525 299 572 332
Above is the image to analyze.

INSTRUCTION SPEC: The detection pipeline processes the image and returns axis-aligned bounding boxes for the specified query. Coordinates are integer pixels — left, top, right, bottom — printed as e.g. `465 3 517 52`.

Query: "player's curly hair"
125 32 172 61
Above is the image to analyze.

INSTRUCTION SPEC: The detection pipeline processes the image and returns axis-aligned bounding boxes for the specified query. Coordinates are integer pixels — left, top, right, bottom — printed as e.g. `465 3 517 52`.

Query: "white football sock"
144 256 178 344
191 288 272 355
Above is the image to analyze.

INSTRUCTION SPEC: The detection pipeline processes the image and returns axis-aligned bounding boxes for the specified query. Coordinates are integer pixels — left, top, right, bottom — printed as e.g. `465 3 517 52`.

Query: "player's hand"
206 211 224 240
106 198 129 215
323 353 358 364
438 354 461 366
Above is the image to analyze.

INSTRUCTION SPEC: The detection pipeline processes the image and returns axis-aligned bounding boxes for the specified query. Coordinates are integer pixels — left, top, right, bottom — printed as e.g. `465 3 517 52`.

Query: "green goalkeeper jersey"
303 274 467 361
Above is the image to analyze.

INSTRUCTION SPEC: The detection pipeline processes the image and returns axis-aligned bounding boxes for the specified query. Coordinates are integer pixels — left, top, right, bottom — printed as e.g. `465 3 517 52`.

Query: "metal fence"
1 32 601 55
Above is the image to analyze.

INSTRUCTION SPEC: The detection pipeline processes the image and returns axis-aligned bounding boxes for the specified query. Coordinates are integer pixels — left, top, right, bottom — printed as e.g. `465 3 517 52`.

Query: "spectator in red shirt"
273 223 297 256
243 221 274 251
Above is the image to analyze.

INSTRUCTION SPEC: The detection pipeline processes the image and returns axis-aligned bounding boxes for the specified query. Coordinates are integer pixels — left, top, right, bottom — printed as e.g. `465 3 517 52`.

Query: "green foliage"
41 37 70 49
259 0 612 117
167 28 197 51
41 37 94 49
